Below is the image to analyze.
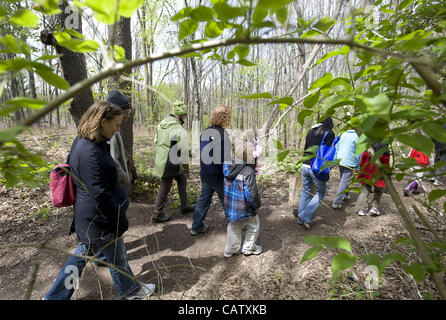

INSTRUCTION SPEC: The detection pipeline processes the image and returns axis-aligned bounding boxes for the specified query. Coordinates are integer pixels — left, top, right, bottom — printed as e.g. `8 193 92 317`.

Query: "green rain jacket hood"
153 115 189 178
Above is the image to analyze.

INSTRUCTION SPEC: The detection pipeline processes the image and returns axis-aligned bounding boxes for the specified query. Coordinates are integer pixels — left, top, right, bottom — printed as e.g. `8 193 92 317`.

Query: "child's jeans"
225 215 259 255
355 184 383 211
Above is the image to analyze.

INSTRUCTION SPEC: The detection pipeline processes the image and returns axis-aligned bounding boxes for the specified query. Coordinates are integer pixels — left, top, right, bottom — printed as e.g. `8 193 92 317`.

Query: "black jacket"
303 126 335 166
199 125 232 183
68 137 128 244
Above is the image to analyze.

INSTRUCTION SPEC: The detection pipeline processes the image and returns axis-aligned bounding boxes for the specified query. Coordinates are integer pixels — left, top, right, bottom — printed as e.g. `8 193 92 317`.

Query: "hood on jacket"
159 115 181 129
223 161 248 180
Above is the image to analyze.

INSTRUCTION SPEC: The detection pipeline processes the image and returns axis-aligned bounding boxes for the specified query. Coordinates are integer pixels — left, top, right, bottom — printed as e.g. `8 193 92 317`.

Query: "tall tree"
40 2 94 126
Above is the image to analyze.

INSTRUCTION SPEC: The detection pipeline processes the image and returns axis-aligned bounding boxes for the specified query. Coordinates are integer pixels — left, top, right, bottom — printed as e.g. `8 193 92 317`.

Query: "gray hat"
107 89 131 110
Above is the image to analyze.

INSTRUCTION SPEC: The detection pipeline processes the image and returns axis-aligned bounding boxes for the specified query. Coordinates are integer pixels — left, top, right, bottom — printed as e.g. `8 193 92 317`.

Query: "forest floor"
0 127 444 300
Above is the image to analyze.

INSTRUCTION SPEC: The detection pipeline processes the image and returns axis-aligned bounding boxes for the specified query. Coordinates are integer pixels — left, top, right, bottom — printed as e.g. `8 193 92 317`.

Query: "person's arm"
243 168 261 209
80 149 119 228
109 134 130 186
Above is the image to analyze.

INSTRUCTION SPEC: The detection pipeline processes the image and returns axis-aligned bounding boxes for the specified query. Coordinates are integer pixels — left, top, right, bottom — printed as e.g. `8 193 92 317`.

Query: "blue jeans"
192 180 224 230
44 238 140 300
298 166 327 225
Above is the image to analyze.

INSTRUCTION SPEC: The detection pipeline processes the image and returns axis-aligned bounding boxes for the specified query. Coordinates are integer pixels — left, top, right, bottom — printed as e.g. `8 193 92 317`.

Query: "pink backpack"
50 164 75 207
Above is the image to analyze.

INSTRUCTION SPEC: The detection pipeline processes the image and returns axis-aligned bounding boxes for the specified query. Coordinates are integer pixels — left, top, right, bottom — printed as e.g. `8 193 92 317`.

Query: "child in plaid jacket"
222 157 262 258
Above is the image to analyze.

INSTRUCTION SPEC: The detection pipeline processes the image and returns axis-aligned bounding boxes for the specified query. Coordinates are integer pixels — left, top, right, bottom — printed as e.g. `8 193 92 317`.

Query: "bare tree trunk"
40 3 94 126
108 16 137 182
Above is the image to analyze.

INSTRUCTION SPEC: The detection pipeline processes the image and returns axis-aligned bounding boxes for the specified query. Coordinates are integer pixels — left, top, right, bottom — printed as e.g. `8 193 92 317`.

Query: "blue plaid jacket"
223 161 261 223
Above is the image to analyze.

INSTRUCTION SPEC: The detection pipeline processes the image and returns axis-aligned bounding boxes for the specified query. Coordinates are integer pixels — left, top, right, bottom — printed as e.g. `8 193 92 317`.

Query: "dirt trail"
1 164 440 300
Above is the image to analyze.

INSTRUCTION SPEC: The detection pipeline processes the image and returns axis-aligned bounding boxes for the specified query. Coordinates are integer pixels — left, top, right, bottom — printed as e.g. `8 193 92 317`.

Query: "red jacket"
356 151 390 188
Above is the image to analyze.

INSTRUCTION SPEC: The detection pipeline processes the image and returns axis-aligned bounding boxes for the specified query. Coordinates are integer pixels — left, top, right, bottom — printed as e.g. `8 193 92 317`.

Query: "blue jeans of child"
298 166 327 225
192 180 224 230
44 238 140 300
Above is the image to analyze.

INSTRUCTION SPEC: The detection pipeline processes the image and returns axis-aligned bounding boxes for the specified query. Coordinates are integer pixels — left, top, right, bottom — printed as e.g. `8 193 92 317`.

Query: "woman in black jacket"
44 101 155 300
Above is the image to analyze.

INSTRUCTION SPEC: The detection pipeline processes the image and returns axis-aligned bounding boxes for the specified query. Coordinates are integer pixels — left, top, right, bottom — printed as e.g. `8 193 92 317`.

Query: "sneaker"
292 208 298 218
342 194 350 201
241 223 247 231
125 283 156 300
302 221 310 229
369 207 381 216
242 245 263 256
433 180 441 186
357 209 367 216
152 212 172 223
224 247 243 258
190 223 209 236
332 203 342 209
180 205 195 214
297 217 303 225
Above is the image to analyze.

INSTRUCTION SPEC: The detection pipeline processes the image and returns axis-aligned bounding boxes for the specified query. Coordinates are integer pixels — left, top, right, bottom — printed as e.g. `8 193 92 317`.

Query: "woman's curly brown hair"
209 105 231 128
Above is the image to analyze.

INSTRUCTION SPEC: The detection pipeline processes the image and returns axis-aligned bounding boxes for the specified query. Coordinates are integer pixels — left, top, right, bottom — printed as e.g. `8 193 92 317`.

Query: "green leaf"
57 39 100 53
113 45 126 61
258 0 295 9
358 94 391 119
397 0 416 10
213 2 245 20
360 254 381 268
422 123 446 143
178 19 199 41
171 7 192 21
34 0 62 15
236 59 256 67
275 7 288 25
36 54 62 61
332 252 357 274
354 65 382 80
5 98 47 110
204 21 224 38
10 9 40 28
0 126 28 143
277 150 290 162
313 46 350 68
234 44 250 59
118 0 145 18
274 139 283 150
0 35 31 56
267 97 294 106
304 236 352 253
190 6 214 21
252 6 268 24
298 110 313 126
240 92 272 99
303 91 320 109
300 245 324 264
313 16 335 32
396 134 434 156
403 263 425 282
310 73 333 90
428 190 446 202
85 0 118 24
34 69 70 90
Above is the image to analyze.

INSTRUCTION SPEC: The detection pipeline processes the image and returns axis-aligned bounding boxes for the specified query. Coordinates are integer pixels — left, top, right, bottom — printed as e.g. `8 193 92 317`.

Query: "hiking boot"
242 245 263 256
180 205 195 214
224 247 243 258
190 223 209 236
369 207 381 216
125 283 156 300
152 212 172 223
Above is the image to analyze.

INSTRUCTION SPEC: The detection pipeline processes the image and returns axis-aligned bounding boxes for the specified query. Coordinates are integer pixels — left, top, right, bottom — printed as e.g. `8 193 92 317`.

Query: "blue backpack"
311 131 339 181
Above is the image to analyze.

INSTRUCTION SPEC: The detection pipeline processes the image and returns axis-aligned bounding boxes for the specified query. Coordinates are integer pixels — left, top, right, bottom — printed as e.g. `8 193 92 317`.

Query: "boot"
152 212 172 223
180 205 195 214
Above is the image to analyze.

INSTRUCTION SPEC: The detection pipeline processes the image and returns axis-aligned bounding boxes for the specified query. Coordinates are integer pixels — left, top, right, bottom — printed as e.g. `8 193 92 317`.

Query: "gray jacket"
109 131 131 188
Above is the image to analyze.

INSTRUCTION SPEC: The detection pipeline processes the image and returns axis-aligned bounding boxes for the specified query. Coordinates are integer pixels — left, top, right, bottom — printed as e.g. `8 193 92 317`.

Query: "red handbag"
50 164 75 207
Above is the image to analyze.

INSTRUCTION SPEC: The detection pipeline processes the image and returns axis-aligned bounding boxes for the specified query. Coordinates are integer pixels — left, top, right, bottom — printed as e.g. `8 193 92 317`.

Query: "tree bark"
108 17 137 182
40 3 94 126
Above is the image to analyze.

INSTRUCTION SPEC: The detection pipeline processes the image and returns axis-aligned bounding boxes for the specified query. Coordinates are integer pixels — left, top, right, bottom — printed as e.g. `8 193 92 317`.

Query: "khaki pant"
225 215 260 255
355 185 383 210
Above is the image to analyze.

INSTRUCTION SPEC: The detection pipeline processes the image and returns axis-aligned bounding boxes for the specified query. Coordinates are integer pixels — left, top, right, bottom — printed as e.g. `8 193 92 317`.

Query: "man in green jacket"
152 100 195 223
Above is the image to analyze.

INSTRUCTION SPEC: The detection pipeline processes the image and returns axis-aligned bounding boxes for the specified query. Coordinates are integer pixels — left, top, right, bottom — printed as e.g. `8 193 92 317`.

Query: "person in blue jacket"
332 128 361 209
44 101 155 300
190 105 232 235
